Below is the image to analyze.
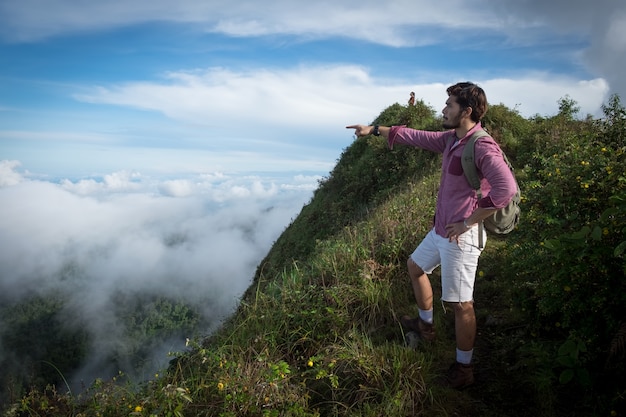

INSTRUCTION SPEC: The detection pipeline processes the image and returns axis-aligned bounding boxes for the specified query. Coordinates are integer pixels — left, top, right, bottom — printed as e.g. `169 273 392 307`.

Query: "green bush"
505 95 626 414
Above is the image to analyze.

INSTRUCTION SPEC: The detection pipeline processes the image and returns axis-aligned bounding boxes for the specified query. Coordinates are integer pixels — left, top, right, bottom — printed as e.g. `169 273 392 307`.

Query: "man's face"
442 96 464 129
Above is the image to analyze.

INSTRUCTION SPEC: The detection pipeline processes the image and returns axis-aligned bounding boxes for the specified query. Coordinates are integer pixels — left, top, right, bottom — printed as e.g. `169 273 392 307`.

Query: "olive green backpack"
462 129 521 247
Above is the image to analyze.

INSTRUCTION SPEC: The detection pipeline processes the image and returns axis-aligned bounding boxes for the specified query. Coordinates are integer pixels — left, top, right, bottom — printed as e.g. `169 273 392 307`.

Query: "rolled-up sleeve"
387 125 406 150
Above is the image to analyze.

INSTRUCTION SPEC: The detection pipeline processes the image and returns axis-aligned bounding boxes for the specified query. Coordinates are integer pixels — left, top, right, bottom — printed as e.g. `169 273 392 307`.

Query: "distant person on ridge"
408 91 415 106
346 82 517 389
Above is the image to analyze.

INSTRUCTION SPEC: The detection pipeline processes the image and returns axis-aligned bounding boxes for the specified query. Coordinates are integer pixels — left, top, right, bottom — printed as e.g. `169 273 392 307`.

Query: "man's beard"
442 117 460 129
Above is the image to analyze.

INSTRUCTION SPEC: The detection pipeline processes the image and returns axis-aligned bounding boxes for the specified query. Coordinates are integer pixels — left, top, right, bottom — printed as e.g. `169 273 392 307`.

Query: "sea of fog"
0 159 321 388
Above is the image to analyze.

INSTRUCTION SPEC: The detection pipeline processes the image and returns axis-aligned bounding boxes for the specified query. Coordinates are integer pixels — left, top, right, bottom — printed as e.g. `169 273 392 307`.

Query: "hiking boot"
445 361 474 389
400 315 436 342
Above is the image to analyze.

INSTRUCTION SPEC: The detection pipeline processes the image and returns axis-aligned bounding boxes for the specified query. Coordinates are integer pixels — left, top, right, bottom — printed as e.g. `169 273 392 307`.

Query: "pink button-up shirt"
388 123 517 238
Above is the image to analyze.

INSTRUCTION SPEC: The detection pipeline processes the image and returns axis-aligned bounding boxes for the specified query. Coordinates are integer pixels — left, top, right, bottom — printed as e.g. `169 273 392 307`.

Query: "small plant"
555 337 591 386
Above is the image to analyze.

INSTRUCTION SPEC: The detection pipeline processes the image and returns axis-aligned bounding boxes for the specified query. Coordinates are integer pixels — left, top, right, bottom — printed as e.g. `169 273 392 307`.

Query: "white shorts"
409 227 485 303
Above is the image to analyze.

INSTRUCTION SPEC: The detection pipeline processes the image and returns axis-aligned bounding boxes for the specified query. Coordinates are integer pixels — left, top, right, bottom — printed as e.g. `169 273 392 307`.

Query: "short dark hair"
446 82 488 122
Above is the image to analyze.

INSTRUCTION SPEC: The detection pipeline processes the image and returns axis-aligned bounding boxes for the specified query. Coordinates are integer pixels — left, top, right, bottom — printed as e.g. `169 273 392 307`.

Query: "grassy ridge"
7 97 626 416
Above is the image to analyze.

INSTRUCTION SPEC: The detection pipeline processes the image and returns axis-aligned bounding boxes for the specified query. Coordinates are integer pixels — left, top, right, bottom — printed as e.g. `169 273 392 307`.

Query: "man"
346 82 517 389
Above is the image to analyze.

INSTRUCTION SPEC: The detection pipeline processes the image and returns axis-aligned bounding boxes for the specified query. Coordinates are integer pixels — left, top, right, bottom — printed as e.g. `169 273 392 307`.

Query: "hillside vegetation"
5 96 626 416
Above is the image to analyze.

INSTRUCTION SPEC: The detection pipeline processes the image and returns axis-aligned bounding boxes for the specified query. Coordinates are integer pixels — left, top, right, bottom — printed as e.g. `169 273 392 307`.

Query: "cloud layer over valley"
0 161 317 384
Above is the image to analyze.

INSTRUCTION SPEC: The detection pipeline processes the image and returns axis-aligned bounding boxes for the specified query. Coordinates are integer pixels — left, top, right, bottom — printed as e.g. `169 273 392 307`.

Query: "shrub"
505 95 626 414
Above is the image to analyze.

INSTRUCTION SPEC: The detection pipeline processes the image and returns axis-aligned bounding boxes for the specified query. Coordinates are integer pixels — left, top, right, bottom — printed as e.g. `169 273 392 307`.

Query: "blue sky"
1 0 623 181
0 0 624 383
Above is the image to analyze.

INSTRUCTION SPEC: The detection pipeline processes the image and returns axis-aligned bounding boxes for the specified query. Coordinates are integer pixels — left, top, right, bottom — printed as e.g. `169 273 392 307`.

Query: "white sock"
418 308 433 324
456 348 473 365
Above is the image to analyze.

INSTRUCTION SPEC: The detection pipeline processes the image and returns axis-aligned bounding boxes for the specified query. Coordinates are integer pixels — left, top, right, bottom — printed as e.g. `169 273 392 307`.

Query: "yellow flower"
601 147 607 152
603 228 609 235
217 382 225 391
134 406 143 413
478 270 485 277
307 360 314 367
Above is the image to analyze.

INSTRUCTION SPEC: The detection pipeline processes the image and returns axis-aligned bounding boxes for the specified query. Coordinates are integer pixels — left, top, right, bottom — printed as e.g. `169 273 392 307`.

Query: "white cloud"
158 179 195 197
0 160 24 187
76 65 609 129
0 0 494 45
74 65 377 131
59 171 142 195
481 76 609 118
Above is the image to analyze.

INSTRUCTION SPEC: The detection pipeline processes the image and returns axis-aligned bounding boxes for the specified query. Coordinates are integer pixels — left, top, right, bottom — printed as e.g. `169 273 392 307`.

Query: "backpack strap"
461 129 490 249
461 129 489 198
